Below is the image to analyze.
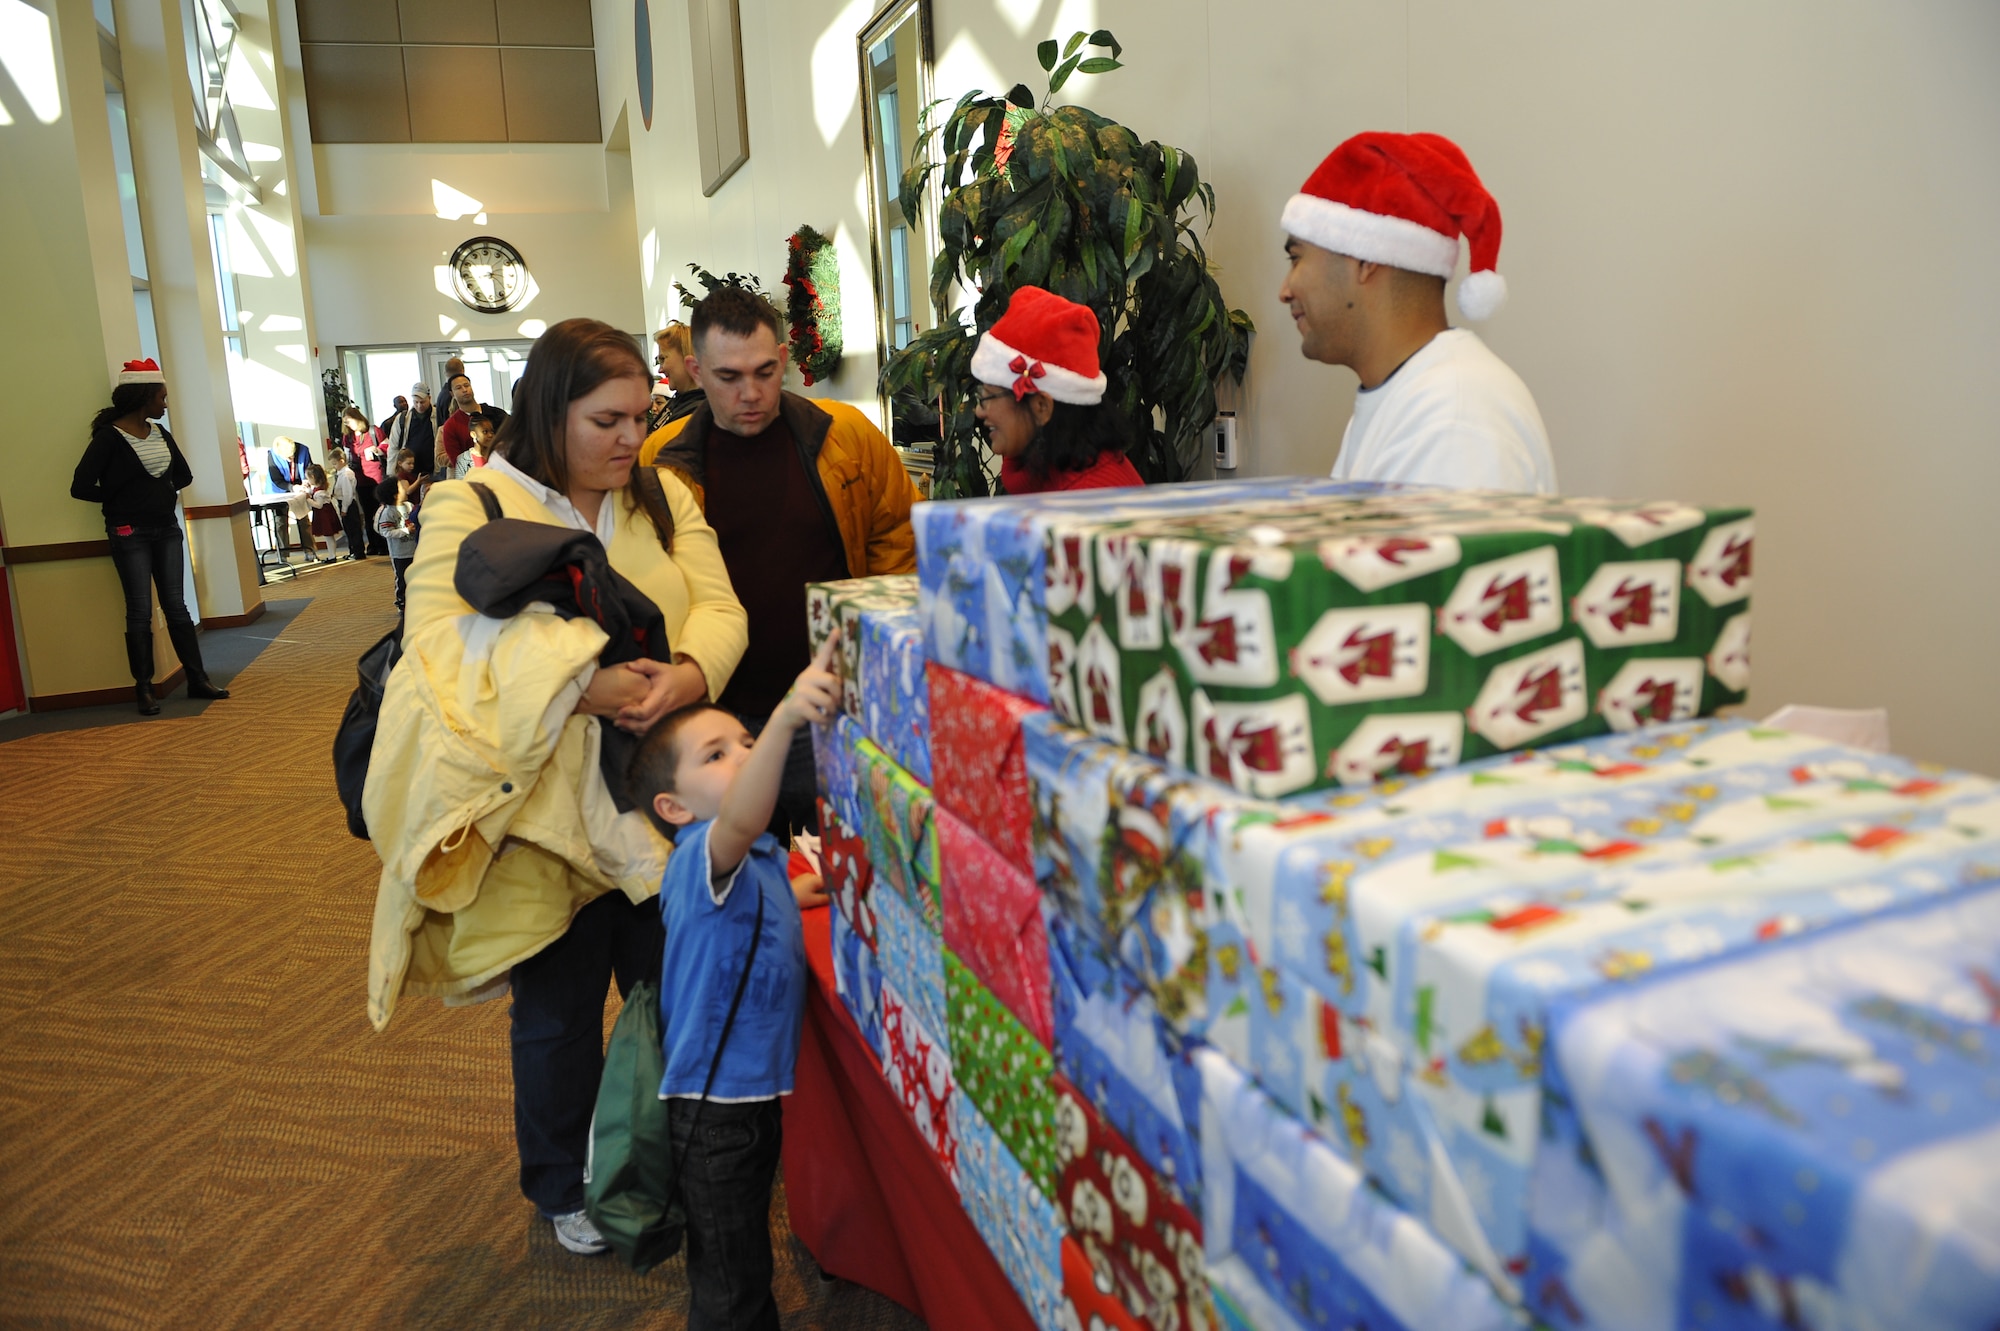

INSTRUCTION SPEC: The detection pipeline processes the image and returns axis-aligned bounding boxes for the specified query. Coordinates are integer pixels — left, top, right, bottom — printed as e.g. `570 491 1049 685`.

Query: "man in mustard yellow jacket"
642 283 921 834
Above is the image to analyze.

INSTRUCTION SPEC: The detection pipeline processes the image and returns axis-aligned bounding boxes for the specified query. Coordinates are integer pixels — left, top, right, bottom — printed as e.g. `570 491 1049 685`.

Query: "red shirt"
999 450 1145 495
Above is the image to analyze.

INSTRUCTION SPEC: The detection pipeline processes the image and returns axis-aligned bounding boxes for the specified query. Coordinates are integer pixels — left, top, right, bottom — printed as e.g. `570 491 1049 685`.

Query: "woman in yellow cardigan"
365 319 747 1256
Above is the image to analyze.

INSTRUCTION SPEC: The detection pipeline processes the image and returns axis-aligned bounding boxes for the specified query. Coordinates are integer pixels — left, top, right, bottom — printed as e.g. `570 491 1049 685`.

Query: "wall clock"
448 236 529 313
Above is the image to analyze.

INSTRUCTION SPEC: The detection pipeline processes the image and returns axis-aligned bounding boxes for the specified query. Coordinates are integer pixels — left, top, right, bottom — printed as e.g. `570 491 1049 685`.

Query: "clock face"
449 236 528 313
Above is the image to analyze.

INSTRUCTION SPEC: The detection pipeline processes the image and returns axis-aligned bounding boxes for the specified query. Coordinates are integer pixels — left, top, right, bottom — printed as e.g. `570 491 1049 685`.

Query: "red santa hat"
117 357 165 385
1282 132 1508 320
971 286 1108 405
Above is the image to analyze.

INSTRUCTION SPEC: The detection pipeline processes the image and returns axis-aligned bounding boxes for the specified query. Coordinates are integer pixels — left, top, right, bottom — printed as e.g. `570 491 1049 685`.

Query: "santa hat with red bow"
970 286 1108 405
1282 131 1508 320
117 358 165 385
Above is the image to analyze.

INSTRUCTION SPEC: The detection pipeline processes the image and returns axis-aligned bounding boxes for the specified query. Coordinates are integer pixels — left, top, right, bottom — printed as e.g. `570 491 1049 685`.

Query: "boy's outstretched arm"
708 632 842 877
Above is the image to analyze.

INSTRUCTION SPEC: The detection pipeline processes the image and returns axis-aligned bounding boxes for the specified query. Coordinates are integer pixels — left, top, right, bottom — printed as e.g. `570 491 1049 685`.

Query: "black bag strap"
672 865 766 1177
468 480 503 521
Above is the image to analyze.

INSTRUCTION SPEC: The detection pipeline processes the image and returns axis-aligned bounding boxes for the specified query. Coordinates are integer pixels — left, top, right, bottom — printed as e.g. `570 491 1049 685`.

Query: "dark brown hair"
626 702 733 837
690 283 783 356
493 317 674 548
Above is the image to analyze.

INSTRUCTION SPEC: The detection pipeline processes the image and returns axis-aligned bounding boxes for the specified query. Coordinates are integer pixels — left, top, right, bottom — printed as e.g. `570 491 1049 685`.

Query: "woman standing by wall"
70 358 231 714
365 319 748 1257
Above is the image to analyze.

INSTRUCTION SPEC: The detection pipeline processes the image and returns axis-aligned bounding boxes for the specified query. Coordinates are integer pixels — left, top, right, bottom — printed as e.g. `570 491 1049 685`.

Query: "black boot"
125 631 161 715
167 622 230 700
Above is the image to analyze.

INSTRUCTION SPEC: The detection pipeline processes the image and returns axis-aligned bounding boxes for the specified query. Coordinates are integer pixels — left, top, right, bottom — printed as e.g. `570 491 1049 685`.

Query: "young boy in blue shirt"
627 633 841 1331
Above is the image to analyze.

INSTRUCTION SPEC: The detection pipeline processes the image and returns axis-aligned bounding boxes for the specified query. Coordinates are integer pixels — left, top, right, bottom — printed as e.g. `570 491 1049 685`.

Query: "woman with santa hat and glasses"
970 286 1144 494
71 358 231 715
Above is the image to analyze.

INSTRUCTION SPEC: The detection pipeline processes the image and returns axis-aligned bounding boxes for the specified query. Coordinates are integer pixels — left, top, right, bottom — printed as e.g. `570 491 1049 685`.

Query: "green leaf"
1063 30 1087 58
1088 28 1122 58
1048 54 1082 93
1121 196 1145 264
1006 83 1035 108
1037 39 1058 71
999 217 1040 279
1077 57 1121 74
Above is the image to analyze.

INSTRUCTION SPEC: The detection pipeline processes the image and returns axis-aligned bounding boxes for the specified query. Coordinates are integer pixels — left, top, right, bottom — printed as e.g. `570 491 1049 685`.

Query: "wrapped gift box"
874 876 947 1050
1060 1235 1145 1331
952 1087 1067 1331
812 714 866 835
948 948 1062 1203
831 906 884 1063
929 664 1046 874
819 799 875 950
807 574 931 783
914 478 1396 704
881 980 959 1189
1047 913 1205 1212
1051 1073 1215 1331
1524 881 2000 1331
853 733 941 927
1195 1049 1514 1331
939 804 1054 1048
1041 489 1753 798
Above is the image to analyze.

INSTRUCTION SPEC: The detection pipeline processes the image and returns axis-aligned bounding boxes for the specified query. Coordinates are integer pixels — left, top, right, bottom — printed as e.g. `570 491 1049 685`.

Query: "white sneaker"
550 1208 609 1255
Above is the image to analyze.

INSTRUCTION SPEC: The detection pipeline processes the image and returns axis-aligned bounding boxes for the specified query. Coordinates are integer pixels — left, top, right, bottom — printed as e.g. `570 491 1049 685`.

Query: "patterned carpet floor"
0 558 926 1330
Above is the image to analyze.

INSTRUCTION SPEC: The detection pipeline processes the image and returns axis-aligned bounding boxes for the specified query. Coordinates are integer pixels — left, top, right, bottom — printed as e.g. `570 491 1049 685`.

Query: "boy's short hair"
627 701 733 837
375 478 401 507
691 284 783 356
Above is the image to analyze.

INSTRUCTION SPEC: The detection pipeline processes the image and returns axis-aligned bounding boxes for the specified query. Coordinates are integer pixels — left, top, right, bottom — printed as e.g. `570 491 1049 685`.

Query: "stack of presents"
807 480 2000 1331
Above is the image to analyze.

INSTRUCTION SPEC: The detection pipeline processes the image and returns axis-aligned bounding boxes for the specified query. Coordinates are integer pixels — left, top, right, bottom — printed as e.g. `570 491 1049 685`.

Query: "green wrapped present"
854 734 940 928
1042 489 1752 797
946 949 1059 1202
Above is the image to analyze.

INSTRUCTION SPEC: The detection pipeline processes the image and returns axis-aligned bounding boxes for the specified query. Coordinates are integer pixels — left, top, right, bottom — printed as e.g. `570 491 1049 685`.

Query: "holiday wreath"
782 224 842 386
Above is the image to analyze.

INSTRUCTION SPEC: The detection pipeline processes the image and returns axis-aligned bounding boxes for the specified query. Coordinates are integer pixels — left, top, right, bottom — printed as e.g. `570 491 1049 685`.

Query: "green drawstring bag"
584 888 763 1273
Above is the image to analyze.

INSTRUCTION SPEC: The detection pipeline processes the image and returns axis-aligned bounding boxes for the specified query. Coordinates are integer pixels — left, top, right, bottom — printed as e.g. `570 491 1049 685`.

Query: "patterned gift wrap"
939 804 1054 1048
952 1087 1067 1331
1041 488 1754 798
831 905 884 1063
915 478 1399 704
1060 1235 1146 1331
1052 1073 1215 1331
807 574 931 783
1208 720 2000 1282
947 948 1062 1203
1208 1253 1308 1331
812 713 866 835
929 663 1047 874
874 877 946 1052
1047 912 1205 1213
880 980 958 1189
1524 882 2000 1331
1195 1049 1514 1331
853 733 941 927
819 798 875 950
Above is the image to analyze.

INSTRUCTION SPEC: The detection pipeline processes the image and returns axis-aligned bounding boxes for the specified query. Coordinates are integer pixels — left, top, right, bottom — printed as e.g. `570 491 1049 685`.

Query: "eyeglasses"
972 388 1013 407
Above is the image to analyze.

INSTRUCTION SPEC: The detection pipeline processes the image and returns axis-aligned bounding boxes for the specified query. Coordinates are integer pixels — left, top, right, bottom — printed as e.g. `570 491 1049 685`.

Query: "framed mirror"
857 0 939 485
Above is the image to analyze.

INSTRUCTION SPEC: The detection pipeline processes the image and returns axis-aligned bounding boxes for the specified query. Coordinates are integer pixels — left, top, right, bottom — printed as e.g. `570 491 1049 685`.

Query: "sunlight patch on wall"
432 179 484 221
259 313 303 333
224 44 275 111
811 0 874 147
243 206 297 276
224 211 273 279
0 0 63 125
274 343 308 363
517 319 547 337
934 31 1004 108
438 313 459 335
833 221 876 359
641 226 659 289
1051 0 1098 47
243 141 283 162
226 349 315 429
992 0 1042 38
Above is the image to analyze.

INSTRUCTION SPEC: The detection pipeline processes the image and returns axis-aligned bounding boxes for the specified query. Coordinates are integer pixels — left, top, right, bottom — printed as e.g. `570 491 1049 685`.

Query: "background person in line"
70 358 230 715
1280 131 1555 493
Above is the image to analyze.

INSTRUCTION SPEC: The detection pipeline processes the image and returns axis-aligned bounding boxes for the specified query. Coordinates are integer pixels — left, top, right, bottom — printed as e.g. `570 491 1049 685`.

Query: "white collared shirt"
481 453 621 547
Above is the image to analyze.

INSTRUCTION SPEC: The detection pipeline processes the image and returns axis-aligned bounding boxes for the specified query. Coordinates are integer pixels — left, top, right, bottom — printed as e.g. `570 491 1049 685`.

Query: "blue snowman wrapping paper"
875 875 947 1051
951 1087 1067 1331
1524 881 2000 1331
831 904 884 1064
806 574 931 784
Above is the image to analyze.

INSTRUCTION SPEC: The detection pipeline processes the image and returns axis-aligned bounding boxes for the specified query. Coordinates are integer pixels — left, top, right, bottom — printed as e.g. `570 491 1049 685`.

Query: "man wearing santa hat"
1280 132 1556 493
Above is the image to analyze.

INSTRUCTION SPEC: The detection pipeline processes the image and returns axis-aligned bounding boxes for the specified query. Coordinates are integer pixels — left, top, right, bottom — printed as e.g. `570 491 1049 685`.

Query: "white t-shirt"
1331 328 1556 494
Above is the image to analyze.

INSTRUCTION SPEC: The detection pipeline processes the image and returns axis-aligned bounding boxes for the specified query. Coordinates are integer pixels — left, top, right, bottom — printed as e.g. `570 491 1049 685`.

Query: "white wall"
603 0 2000 773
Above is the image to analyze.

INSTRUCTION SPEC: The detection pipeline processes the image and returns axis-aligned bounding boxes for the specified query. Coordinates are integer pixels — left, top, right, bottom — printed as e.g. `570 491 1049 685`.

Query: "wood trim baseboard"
29 666 186 713
201 602 267 629
1 539 112 566
184 497 252 520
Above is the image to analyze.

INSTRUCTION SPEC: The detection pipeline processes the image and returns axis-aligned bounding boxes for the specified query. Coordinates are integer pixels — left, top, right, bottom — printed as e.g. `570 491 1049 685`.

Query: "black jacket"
399 410 437 475
72 422 195 529
454 518 670 810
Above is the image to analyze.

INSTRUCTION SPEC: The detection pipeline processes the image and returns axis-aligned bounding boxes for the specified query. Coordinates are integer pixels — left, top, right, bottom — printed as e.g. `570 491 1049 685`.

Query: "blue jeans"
508 890 664 1215
106 525 193 633
668 1097 783 1331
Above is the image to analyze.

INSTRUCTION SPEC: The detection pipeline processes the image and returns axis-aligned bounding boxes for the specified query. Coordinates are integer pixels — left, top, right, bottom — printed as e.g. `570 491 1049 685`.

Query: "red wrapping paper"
1061 1235 1146 1331
819 798 876 949
1053 1073 1214 1331
928 663 1046 875
938 804 1055 1049
881 982 959 1189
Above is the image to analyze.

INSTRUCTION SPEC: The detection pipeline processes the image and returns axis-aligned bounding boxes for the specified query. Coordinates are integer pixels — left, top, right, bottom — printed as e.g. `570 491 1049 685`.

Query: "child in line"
624 634 842 1330
453 413 496 479
307 463 340 561
329 446 367 561
374 477 417 609
286 463 318 562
